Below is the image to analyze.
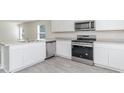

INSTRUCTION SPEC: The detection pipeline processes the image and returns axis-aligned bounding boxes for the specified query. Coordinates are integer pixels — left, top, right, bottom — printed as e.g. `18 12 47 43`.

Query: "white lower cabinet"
94 42 124 72
23 43 46 66
9 46 24 71
109 49 124 70
23 45 33 66
56 40 71 59
94 46 109 66
3 42 46 72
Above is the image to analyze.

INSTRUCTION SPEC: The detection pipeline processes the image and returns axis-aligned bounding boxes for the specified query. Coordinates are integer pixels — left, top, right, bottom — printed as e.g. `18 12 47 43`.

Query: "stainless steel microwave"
75 20 95 31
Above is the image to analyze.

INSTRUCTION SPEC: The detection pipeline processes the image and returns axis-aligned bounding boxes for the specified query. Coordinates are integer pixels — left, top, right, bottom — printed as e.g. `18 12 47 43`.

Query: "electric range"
72 35 96 65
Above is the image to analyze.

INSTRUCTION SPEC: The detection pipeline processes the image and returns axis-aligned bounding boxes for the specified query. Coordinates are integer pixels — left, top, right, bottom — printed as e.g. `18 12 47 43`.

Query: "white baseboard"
95 63 123 73
56 54 71 59
4 59 45 73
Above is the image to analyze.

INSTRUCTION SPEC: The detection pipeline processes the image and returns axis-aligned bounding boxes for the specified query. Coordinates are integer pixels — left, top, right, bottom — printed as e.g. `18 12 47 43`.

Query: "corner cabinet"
94 42 124 72
51 20 75 32
56 40 71 59
96 20 124 30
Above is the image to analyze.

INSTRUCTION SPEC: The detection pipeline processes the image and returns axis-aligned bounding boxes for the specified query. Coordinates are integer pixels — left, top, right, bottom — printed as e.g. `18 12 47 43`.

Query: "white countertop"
0 41 46 46
55 37 75 40
0 38 57 46
95 40 124 44
2 38 124 46
38 38 56 42
0 38 76 46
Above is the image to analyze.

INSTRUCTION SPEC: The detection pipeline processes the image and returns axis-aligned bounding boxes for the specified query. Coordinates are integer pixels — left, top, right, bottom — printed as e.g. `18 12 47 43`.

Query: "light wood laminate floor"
0 57 118 73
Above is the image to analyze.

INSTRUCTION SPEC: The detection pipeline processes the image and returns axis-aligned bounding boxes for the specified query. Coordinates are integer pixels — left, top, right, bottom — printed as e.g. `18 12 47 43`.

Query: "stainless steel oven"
72 35 96 65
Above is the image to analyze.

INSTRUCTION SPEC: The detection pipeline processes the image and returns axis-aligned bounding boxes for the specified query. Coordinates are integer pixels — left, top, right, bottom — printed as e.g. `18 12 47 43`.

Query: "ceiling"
0 20 37 23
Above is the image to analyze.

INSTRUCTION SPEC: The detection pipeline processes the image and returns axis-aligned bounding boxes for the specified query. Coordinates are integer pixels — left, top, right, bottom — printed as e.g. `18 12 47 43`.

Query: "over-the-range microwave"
75 20 95 31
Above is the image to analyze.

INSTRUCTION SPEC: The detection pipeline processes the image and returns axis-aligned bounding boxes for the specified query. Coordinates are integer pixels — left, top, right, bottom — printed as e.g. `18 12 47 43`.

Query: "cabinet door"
31 43 46 62
94 46 109 66
56 40 71 59
9 46 23 71
23 43 46 66
109 49 124 70
51 20 75 32
23 44 32 66
96 20 124 30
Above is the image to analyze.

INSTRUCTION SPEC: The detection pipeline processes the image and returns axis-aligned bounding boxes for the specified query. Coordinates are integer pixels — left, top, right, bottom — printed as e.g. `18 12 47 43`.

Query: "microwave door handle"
89 21 91 30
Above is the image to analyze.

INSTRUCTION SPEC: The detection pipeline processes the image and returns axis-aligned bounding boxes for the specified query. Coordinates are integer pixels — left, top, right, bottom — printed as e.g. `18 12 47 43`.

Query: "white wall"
0 21 19 42
22 20 55 41
96 30 124 41
52 30 124 41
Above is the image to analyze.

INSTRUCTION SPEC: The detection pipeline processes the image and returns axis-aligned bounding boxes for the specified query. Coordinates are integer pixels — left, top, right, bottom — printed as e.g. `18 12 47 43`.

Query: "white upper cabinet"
96 20 124 30
51 20 75 32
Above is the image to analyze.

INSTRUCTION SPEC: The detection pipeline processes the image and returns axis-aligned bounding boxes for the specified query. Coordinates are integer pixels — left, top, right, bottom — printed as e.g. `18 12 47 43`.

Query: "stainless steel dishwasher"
46 41 56 59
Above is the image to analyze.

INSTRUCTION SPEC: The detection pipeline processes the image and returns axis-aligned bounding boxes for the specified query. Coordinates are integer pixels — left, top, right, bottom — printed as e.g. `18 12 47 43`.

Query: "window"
19 25 24 40
37 25 46 40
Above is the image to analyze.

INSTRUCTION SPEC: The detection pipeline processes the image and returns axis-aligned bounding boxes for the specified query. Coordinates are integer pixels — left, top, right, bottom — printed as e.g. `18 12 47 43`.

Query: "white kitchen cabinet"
96 20 124 30
23 43 46 66
56 40 71 59
94 45 109 66
109 49 124 70
51 20 75 32
23 44 33 66
3 42 46 72
9 46 24 71
94 42 124 72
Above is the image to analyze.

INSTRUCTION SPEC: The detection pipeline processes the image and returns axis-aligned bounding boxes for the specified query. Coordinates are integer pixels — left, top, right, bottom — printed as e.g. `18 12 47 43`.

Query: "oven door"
72 45 93 60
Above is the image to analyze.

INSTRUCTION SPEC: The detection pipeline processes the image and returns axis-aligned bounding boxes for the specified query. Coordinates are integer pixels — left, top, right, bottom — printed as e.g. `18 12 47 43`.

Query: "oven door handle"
72 44 93 47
